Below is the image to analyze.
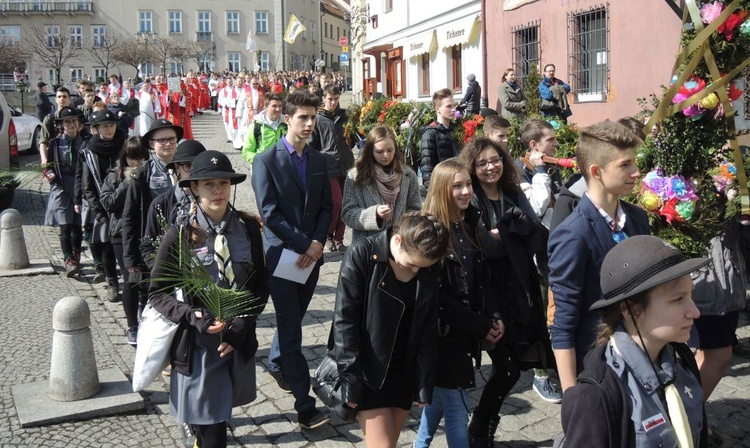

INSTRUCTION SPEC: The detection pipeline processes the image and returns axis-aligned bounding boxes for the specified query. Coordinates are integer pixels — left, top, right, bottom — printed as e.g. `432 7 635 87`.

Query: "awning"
404 30 437 59
436 15 480 49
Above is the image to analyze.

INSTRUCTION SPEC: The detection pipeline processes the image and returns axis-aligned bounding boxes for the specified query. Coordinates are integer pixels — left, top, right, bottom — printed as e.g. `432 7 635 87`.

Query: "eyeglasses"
251 83 260 86
176 163 192 172
474 156 503 170
151 137 178 145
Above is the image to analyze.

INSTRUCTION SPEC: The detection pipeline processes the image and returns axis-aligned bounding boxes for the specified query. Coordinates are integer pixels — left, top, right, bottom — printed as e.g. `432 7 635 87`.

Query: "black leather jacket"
435 205 495 388
333 229 441 406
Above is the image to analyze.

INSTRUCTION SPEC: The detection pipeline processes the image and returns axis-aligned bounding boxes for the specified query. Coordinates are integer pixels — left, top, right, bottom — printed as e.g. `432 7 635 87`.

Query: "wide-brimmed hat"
142 118 184 145
55 106 84 122
167 140 206 170
178 150 246 187
592 235 710 311
89 109 119 126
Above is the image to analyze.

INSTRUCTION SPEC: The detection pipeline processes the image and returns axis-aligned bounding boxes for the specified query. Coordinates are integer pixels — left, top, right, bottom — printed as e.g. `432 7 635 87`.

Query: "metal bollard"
0 208 30 270
48 296 100 401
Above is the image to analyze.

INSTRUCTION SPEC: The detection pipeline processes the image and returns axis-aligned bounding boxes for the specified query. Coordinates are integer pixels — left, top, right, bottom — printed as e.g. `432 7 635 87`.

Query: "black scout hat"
178 150 246 187
89 108 119 126
142 118 184 144
55 106 84 123
591 235 710 311
167 139 206 170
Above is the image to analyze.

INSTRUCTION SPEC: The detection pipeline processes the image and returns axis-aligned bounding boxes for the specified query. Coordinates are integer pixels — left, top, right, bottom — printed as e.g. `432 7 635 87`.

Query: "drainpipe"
480 0 488 108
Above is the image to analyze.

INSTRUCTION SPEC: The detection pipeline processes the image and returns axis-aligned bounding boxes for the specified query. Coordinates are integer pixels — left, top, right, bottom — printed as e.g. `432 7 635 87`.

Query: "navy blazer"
251 138 333 269
547 194 650 364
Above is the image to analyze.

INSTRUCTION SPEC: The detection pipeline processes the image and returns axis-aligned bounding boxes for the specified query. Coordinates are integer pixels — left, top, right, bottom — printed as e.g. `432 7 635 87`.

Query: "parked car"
0 92 20 210
10 108 41 154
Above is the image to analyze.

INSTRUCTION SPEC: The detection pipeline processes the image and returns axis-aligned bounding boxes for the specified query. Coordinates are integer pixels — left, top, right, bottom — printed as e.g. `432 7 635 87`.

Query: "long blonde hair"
422 158 470 231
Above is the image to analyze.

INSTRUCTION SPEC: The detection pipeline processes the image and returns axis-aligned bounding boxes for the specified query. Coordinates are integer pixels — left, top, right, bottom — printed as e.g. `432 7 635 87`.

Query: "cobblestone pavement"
3 103 750 447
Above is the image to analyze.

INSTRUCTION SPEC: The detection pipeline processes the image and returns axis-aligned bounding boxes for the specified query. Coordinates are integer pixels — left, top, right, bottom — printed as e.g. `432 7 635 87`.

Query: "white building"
360 0 481 103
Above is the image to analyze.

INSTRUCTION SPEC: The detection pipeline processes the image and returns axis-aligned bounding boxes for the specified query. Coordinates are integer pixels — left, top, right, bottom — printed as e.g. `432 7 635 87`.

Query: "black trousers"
474 344 521 420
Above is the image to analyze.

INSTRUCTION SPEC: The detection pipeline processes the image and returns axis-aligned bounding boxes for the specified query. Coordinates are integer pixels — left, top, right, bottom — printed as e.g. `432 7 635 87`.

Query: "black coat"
461 80 482 115
148 217 269 376
333 229 441 406
310 107 354 178
100 168 138 240
419 122 458 190
435 206 495 389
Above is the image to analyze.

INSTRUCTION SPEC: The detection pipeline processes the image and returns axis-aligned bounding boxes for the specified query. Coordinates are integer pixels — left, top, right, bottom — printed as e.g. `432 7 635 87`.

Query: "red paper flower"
729 80 743 101
378 110 387 123
660 198 684 224
718 9 749 40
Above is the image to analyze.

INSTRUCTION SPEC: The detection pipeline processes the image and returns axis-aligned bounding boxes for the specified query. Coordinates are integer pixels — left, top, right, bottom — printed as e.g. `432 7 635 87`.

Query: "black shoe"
298 408 331 430
125 327 138 346
268 369 292 394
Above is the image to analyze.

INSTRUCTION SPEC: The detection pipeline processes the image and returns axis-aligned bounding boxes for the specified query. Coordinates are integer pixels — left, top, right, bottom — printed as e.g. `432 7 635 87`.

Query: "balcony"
0 1 94 15
196 32 213 42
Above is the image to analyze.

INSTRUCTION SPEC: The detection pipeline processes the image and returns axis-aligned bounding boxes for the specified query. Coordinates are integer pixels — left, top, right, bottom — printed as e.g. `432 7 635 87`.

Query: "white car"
9 107 41 154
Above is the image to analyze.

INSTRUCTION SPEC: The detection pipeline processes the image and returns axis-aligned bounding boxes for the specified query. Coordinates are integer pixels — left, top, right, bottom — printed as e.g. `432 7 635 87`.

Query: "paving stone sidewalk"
2 107 750 447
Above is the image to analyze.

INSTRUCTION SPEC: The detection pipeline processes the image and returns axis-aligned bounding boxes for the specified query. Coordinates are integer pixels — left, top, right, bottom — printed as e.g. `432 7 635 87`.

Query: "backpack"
252 121 287 150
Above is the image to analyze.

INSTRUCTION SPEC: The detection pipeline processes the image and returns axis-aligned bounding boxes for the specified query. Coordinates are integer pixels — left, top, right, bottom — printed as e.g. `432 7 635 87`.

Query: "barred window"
512 23 540 82
568 6 609 101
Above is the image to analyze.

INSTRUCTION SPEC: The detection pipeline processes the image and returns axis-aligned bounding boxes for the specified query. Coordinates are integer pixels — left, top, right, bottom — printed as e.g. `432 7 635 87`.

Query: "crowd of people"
33 61 749 448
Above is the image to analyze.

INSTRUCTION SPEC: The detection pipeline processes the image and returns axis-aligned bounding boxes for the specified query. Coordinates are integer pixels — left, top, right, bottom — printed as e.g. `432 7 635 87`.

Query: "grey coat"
498 81 526 121
341 166 422 242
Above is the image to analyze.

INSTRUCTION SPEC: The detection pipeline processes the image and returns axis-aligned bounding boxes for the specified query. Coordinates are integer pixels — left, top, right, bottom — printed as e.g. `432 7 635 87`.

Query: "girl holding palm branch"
149 150 268 448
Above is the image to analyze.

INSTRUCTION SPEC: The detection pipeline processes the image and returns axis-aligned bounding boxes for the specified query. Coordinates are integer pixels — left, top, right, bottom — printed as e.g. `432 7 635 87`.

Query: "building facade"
0 0 321 85
320 0 350 73
360 0 482 103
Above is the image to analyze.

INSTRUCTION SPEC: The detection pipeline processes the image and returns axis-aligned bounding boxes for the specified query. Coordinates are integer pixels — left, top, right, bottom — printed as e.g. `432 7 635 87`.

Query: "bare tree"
88 30 123 80
186 41 215 73
0 39 27 74
23 22 83 86
112 38 154 80
150 37 188 75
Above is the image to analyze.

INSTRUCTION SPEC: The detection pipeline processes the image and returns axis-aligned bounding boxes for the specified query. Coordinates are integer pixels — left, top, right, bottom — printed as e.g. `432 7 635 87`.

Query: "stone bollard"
0 208 30 270
48 296 100 401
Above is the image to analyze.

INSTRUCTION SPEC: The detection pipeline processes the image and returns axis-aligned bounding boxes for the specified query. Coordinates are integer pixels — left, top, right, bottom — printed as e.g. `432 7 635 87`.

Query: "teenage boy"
420 88 460 191
516 119 562 228
39 87 72 166
482 115 511 151
310 84 353 252
547 120 650 392
242 92 287 165
251 91 333 430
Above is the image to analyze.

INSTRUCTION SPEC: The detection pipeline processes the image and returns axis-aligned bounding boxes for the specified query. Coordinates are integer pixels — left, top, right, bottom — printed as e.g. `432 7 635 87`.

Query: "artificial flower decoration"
718 9 749 40
641 170 699 223
700 92 720 109
740 20 750 41
729 80 744 101
661 198 683 224
639 189 662 211
461 115 484 143
701 1 724 24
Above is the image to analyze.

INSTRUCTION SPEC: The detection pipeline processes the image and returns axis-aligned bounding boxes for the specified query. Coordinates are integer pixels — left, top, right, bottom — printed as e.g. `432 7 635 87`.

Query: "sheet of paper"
272 248 315 284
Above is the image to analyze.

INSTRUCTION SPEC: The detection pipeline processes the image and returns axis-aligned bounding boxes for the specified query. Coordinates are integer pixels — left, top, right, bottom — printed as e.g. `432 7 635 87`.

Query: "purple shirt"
282 135 308 191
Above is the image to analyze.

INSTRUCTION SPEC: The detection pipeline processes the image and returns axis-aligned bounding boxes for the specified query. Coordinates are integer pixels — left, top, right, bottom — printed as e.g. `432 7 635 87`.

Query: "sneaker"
268 369 292 394
92 265 106 283
65 257 80 278
324 237 335 251
298 408 331 430
334 241 348 253
533 375 562 404
105 284 121 302
125 327 138 346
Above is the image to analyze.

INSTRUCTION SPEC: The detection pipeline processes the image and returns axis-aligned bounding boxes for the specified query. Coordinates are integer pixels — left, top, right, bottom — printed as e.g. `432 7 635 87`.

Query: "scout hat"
592 235 710 311
142 118 184 144
178 150 246 187
167 139 206 170
55 106 84 122
89 109 119 126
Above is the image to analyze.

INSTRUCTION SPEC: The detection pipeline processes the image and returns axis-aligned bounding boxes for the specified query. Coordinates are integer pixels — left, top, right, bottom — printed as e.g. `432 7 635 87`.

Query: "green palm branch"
150 226 265 323
0 163 46 189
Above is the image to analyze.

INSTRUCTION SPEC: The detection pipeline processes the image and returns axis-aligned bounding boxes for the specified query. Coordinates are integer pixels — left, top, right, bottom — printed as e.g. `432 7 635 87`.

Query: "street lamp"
16 80 26 112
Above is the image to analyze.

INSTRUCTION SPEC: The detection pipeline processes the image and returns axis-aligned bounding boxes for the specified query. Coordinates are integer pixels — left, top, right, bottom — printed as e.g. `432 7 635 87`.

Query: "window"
450 44 462 92
337 27 340 39
70 68 83 82
255 11 268 34
311 20 316 42
260 52 270 71
169 11 182 34
169 60 183 75
385 0 393 13
420 53 431 96
141 62 154 76
0 26 21 45
568 6 609 101
512 23 540 81
69 25 82 49
300 17 308 40
324 22 328 38
92 25 106 48
94 68 106 82
227 52 240 72
139 11 153 33
198 11 211 33
226 11 239 34
45 25 60 48
47 69 55 84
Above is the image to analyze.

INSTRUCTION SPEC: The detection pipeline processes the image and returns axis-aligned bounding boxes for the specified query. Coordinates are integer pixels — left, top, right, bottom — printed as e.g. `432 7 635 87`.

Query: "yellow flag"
283 14 306 44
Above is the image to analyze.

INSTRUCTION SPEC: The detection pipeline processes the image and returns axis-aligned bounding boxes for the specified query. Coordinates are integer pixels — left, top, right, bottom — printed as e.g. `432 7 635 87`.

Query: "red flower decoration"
660 198 684 224
378 110 387 123
718 10 749 40
729 80 743 101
